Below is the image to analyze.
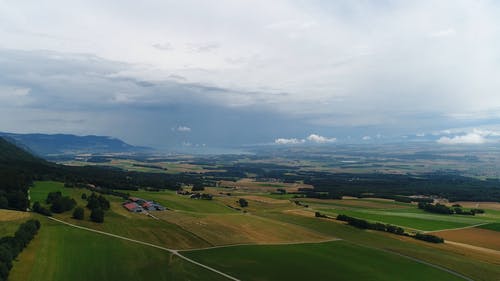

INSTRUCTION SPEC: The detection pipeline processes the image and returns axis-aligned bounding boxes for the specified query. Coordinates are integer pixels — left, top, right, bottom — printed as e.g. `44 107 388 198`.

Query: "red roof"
142 202 152 208
123 202 138 210
129 197 140 202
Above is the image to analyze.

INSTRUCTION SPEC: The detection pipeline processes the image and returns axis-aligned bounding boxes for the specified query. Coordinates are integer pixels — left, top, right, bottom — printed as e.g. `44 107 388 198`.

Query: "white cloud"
306 134 336 143
274 138 305 145
176 126 191 132
429 28 456 38
362 136 371 141
2 1 500 145
437 133 486 144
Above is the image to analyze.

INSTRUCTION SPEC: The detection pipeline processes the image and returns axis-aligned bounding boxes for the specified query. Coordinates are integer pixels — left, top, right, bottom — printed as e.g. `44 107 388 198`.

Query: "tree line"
0 219 41 281
335 214 444 243
417 202 484 216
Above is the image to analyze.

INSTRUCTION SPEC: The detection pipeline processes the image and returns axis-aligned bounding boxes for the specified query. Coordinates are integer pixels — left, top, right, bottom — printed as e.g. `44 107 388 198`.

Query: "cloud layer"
1 1 500 148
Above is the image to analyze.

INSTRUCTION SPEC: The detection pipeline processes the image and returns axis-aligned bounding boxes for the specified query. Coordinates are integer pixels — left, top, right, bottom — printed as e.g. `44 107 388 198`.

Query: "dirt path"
424 222 490 233
179 238 341 252
445 240 500 257
47 217 241 281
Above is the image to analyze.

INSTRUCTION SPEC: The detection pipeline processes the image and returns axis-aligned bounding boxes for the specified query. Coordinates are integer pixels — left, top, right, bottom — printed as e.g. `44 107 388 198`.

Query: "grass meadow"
183 241 466 281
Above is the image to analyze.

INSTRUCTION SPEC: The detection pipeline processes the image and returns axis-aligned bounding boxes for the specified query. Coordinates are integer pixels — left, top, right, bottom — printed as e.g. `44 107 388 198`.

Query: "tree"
72 207 84 220
46 191 62 204
0 261 8 281
238 198 248 208
32 201 51 216
0 197 7 209
192 183 205 191
50 196 76 213
81 193 87 200
90 208 104 223
0 245 13 269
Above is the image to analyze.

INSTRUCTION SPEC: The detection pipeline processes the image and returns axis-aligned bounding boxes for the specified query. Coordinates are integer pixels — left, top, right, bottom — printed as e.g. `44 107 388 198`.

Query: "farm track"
178 238 342 252
424 223 490 233
48 216 475 281
444 241 500 257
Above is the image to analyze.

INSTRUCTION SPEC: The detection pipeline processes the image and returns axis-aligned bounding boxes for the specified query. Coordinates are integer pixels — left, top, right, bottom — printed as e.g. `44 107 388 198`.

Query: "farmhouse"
123 202 143 213
123 197 166 212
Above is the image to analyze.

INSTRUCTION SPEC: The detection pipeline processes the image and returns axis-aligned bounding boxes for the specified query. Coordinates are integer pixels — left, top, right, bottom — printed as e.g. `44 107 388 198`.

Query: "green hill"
0 137 53 210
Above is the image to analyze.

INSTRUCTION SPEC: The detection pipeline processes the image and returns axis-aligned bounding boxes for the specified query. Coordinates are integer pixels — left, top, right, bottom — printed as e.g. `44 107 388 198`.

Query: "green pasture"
9 218 225 281
183 241 465 281
129 189 235 213
477 223 500 232
257 212 500 281
317 206 496 231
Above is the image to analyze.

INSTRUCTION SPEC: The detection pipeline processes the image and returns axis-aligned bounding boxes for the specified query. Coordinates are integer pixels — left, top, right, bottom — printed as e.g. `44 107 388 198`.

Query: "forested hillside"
0 137 54 210
0 137 203 211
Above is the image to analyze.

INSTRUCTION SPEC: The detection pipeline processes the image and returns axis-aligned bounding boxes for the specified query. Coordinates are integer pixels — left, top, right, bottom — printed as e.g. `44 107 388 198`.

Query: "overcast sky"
1 0 500 149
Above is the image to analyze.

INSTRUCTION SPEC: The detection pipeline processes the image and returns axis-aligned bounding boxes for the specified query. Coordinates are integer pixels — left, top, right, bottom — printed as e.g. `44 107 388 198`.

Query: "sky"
1 0 500 149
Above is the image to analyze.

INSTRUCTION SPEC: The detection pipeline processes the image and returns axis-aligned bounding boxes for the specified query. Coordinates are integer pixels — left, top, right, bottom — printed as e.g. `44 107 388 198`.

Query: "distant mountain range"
0 132 152 156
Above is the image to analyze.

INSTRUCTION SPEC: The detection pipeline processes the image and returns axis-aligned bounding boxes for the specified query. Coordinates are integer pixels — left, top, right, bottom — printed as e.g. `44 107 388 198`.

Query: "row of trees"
418 202 484 216
0 219 41 281
336 214 405 235
414 233 444 243
336 214 444 243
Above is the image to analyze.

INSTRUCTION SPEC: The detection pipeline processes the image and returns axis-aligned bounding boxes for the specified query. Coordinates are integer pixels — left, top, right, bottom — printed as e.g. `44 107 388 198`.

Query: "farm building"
123 197 166 212
123 202 143 213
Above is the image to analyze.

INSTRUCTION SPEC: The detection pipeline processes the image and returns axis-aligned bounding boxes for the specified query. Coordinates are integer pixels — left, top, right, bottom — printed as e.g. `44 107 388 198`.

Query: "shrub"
72 207 84 220
238 198 248 208
414 233 444 243
50 196 76 213
32 201 52 216
90 208 104 223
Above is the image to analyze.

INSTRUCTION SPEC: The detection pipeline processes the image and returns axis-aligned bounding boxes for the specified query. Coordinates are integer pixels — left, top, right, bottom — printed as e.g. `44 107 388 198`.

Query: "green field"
28 181 213 249
183 241 465 281
12 181 500 281
129 190 235 214
316 206 494 231
477 222 500 232
257 212 500 281
30 181 68 203
8 217 225 281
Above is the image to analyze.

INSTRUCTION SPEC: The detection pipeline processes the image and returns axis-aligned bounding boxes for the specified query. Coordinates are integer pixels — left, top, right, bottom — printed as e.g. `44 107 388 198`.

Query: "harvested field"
0 209 31 221
155 211 331 246
300 198 411 209
448 202 500 211
219 178 312 192
433 227 500 251
444 241 500 258
282 209 317 218
240 195 290 204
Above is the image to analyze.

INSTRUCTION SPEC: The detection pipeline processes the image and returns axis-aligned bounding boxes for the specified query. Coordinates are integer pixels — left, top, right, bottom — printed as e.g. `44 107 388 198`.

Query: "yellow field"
300 198 410 209
219 178 313 192
0 209 31 221
447 202 500 211
433 227 500 251
155 211 331 246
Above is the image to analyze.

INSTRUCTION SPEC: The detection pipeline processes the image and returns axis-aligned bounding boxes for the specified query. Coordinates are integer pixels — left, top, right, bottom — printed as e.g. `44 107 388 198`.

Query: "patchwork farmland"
3 180 499 281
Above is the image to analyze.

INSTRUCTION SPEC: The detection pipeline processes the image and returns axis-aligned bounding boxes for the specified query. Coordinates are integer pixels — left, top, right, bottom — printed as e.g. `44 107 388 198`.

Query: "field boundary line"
424 222 490 233
344 241 475 281
444 241 500 256
179 238 342 252
47 217 241 281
